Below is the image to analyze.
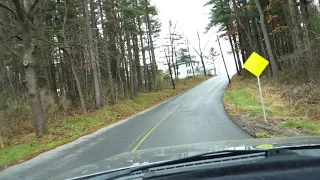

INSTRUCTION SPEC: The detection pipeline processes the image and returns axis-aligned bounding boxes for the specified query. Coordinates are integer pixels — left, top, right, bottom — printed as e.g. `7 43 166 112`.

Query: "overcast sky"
151 0 237 75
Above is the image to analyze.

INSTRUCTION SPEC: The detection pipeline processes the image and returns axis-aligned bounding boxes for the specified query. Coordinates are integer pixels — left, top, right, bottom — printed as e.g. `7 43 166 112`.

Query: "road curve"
0 76 251 180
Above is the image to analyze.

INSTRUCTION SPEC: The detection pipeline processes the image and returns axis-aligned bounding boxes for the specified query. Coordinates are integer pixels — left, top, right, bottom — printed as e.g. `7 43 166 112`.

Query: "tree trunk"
125 26 135 99
6 65 17 101
174 48 180 78
66 48 87 114
165 49 175 89
300 0 311 31
145 23 156 87
271 21 280 58
145 2 157 85
50 59 59 104
280 31 288 54
254 0 278 74
146 36 153 89
171 43 177 78
98 0 116 104
230 0 243 70
84 0 103 109
232 34 242 70
238 30 247 63
298 0 311 50
196 31 207 76
90 0 103 99
239 0 255 53
200 55 207 76
255 18 268 59
12 0 48 137
226 26 240 75
23 41 48 137
137 12 149 91
287 0 303 51
252 18 262 54
119 30 129 98
61 58 73 101
105 49 117 104
62 1 87 113
132 32 142 91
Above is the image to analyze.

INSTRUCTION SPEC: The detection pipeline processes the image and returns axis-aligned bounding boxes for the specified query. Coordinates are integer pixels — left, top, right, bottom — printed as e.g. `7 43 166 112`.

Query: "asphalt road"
0 76 251 180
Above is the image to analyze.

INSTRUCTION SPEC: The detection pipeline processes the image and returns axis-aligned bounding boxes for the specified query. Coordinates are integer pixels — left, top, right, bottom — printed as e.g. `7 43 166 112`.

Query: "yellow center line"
131 109 174 151
131 100 185 152
126 111 171 151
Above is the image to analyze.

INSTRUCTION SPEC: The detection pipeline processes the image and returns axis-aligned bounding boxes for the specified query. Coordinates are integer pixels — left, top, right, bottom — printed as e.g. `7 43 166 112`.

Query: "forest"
207 0 320 137
206 0 320 79
0 0 167 148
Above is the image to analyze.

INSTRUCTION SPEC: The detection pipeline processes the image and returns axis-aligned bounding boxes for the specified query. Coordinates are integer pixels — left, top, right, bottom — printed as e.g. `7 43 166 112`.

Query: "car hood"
53 136 320 180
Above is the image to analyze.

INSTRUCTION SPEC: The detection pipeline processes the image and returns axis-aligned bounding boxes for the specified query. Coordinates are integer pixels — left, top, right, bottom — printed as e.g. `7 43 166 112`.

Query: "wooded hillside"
0 0 163 146
206 0 320 80
209 0 320 137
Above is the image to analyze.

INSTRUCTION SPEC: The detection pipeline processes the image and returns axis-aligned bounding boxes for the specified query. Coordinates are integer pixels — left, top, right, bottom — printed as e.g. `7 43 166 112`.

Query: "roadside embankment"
223 75 320 138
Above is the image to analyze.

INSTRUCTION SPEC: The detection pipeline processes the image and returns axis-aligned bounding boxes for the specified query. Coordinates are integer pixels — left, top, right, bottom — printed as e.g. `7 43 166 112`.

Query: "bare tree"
168 20 178 78
190 30 209 76
164 48 175 89
209 47 219 76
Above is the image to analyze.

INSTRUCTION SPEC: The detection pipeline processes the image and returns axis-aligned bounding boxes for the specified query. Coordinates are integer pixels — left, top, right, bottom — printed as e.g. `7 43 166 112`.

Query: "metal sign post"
244 52 270 124
257 76 267 124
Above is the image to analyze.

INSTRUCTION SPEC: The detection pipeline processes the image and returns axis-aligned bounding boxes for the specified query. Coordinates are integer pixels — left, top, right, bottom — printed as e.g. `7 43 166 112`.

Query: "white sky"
151 0 237 75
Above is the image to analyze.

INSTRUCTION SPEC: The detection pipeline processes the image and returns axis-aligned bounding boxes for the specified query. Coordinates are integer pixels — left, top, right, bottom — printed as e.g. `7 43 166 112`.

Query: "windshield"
0 0 320 180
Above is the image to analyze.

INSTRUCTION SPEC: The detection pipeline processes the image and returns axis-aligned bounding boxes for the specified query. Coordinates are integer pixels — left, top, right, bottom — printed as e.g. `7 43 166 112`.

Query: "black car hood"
53 136 320 180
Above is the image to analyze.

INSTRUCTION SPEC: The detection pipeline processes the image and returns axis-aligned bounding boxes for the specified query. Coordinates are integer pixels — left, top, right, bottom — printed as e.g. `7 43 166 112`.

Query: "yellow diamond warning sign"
244 52 269 77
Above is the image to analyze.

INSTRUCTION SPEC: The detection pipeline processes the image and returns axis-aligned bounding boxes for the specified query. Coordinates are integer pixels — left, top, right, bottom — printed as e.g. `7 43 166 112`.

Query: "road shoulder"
223 76 320 138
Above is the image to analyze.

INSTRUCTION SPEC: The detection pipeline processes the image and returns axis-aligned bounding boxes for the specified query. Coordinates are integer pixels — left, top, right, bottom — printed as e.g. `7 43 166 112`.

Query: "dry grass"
224 75 320 138
0 90 75 149
224 75 297 118
0 76 210 168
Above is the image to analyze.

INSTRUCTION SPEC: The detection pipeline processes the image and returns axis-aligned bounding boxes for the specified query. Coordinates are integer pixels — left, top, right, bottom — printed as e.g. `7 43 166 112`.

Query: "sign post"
257 76 267 124
243 52 269 124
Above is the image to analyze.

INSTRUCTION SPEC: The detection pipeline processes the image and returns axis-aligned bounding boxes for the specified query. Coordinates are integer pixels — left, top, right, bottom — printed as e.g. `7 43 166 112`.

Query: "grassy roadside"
223 75 320 138
0 76 211 168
